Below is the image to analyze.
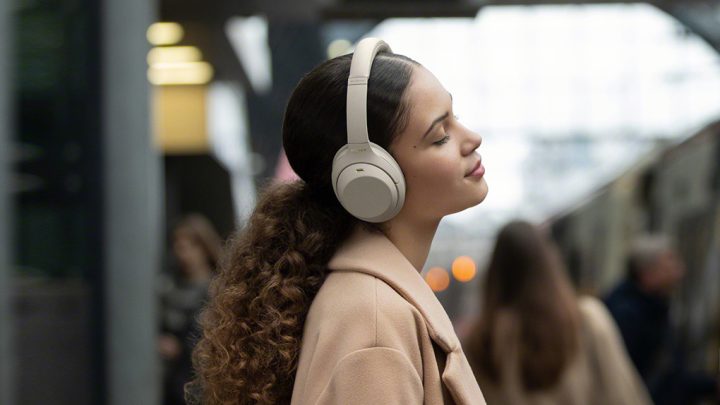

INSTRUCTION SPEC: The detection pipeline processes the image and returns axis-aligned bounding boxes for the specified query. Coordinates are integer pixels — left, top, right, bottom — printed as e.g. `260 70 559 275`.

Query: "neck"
638 282 671 300
383 214 440 272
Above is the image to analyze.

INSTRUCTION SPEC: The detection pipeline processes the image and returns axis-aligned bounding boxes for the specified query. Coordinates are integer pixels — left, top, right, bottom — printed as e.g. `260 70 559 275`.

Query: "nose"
462 128 482 156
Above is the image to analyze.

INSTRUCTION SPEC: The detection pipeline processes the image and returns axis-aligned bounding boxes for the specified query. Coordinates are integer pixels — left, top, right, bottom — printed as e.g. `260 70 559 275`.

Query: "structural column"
0 0 15 402
102 0 162 403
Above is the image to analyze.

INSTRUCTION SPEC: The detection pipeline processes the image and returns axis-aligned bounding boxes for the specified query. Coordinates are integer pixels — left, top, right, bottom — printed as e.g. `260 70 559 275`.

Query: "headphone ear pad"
367 143 406 201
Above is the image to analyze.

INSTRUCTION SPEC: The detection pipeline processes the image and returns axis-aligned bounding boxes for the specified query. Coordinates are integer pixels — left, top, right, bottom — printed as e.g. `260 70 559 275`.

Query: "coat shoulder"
578 295 615 334
307 270 426 347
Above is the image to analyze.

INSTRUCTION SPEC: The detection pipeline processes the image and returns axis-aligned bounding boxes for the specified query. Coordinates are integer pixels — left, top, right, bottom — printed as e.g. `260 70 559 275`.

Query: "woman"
189 38 488 404
465 220 652 405
159 214 222 405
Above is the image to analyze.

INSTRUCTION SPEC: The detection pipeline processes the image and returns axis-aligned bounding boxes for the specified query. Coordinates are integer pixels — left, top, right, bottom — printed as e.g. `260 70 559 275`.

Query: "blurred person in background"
466 220 652 405
604 234 719 405
158 214 222 405
188 39 488 405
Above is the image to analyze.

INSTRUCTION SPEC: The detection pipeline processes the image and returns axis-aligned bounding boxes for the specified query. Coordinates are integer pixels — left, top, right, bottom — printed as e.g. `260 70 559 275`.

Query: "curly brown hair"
187 52 419 404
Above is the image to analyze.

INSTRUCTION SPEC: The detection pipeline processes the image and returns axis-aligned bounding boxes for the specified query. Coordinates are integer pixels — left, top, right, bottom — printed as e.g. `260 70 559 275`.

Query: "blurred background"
1 0 719 404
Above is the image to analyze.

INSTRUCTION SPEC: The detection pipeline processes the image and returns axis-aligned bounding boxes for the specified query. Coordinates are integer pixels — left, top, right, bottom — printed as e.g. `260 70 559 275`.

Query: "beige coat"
473 296 653 405
291 227 486 405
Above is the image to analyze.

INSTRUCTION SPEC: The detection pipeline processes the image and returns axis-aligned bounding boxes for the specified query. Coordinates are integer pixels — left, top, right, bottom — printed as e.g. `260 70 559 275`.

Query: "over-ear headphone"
331 38 406 223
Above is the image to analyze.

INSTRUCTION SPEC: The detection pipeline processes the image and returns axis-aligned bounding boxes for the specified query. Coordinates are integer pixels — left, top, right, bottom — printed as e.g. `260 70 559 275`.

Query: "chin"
466 178 488 206
477 178 489 202
445 180 490 215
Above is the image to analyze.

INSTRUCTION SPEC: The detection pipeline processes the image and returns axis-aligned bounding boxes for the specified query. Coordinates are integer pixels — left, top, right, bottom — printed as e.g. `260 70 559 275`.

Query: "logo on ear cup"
335 163 399 222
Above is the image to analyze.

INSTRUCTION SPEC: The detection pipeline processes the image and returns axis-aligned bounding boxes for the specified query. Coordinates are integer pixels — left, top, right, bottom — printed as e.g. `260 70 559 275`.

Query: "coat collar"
327 226 459 353
327 226 486 405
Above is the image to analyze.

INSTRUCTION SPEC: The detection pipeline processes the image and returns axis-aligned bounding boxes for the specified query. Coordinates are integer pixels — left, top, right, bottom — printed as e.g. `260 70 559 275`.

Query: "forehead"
406 67 449 108
401 67 450 131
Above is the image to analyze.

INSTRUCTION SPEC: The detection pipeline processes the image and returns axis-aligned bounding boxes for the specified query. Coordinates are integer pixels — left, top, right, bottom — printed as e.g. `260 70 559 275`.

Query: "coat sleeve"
314 347 424 405
580 297 654 405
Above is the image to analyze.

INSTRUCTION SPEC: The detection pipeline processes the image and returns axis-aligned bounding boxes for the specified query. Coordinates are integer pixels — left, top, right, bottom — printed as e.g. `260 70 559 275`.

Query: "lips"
465 159 482 177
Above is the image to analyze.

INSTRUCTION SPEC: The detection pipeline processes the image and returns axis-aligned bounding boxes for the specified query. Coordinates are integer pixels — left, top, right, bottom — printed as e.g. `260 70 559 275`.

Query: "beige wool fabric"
290 226 486 405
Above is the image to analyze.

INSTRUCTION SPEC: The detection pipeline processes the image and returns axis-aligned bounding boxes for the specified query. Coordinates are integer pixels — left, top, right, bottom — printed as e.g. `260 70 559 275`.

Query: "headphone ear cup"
331 143 405 223
335 163 398 222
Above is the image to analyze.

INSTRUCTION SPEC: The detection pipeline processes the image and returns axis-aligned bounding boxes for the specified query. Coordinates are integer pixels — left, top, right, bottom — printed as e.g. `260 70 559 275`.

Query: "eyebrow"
421 112 449 139
421 93 454 140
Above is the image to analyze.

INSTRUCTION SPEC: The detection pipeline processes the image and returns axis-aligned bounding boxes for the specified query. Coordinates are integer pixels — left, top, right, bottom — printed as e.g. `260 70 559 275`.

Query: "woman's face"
173 233 206 271
389 66 488 222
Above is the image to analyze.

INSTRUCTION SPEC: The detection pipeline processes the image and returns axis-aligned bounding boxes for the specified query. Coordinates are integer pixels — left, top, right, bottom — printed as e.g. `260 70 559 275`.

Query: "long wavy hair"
187 51 419 404
466 220 580 392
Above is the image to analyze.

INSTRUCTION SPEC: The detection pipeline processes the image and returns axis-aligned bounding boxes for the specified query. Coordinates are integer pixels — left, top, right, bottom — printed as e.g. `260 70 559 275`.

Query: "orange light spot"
425 267 450 292
452 256 477 282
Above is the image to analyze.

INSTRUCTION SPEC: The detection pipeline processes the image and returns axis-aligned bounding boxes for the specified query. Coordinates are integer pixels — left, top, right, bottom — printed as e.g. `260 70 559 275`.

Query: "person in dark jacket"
158 214 222 405
604 234 718 405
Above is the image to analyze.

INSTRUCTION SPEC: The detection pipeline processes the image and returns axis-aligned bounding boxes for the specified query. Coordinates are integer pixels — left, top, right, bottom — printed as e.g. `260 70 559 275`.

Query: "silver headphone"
331 38 406 223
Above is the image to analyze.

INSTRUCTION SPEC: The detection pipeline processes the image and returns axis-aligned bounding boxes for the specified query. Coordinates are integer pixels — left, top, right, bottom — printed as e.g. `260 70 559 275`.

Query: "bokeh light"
452 256 477 282
425 267 450 292
147 46 202 65
146 22 184 46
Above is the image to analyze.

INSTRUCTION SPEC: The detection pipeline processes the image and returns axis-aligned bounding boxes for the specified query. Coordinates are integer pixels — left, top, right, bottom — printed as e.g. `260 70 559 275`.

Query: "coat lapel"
327 227 486 405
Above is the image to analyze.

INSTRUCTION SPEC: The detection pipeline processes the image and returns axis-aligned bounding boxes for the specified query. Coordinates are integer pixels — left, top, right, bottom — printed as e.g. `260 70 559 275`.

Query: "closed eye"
433 135 450 146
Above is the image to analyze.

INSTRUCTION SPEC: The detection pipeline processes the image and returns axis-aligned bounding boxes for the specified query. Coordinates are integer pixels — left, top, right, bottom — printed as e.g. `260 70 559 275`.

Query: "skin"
173 233 212 282
638 249 686 297
383 66 488 271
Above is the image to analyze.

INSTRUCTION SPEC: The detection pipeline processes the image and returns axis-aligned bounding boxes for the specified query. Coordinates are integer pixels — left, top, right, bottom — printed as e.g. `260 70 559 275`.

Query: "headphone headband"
346 38 391 146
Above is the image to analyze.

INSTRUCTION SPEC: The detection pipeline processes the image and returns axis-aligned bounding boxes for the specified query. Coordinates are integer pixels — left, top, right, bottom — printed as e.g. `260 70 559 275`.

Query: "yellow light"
327 39 352 59
153 85 209 154
452 256 477 283
425 267 450 292
147 22 184 46
148 62 214 86
147 46 202 65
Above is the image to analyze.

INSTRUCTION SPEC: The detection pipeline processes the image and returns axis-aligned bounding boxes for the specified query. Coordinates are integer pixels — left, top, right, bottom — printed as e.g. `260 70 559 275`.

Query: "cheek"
403 157 462 204
190 245 206 260
407 156 456 183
